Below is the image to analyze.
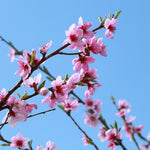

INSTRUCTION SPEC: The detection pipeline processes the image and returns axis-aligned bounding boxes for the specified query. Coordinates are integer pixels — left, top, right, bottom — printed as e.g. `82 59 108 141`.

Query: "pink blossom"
134 125 144 134
8 48 15 62
78 17 94 39
15 51 31 80
118 99 131 109
85 83 102 97
125 116 136 124
105 128 122 142
6 95 16 106
22 73 41 88
104 18 118 39
85 97 95 110
84 97 102 113
98 127 106 142
39 41 52 54
140 143 149 150
81 68 98 79
10 133 29 149
42 92 56 108
62 97 79 111
83 36 107 56
46 140 56 150
25 103 37 113
122 125 133 140
0 88 6 102
94 99 102 113
83 112 100 128
3 99 27 127
116 108 130 117
66 73 80 91
39 87 49 96
82 134 89 146
72 55 95 72
147 133 150 141
51 76 68 102
107 141 116 150
64 24 84 50
36 145 43 150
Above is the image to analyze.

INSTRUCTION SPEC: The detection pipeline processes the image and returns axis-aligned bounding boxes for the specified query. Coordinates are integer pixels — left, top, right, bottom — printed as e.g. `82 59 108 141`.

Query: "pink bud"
39 87 49 96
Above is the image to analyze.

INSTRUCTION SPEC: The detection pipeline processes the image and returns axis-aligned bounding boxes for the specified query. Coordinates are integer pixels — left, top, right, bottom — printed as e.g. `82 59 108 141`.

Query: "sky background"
0 0 150 150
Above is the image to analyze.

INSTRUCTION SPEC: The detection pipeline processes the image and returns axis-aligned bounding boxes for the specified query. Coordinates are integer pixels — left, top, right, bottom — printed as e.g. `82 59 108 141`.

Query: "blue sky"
0 0 150 150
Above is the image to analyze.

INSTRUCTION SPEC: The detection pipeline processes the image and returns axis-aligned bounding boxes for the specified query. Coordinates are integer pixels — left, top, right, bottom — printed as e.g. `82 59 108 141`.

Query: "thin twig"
66 112 99 150
0 109 56 127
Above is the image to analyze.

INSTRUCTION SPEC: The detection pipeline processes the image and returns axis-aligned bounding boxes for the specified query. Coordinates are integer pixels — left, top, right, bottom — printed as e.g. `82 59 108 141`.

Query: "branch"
0 108 56 127
66 112 99 150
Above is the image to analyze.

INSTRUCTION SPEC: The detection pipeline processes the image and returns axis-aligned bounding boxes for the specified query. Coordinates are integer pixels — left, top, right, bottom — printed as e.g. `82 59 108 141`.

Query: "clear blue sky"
0 0 150 150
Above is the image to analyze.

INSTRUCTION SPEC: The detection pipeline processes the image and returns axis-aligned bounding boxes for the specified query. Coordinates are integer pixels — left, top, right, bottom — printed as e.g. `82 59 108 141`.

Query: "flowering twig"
0 108 56 127
111 97 140 150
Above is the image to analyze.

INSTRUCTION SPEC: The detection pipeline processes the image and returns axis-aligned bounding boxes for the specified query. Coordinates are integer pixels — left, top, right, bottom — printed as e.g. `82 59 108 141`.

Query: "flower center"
16 140 23 147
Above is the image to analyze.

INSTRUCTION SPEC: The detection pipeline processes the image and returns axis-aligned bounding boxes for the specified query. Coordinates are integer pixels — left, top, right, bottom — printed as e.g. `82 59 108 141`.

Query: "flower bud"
39 87 49 96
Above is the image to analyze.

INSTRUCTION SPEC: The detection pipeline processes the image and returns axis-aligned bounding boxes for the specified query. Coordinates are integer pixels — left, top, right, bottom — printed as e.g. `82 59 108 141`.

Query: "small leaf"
43 66 48 72
115 10 122 19
98 16 103 23
113 121 118 130
110 125 114 129
110 96 115 103
108 12 111 19
17 93 21 98
64 74 69 81
77 82 84 86
46 76 53 81
57 104 65 111
38 80 46 90
1 143 9 146
22 91 28 98
118 128 121 132
30 51 35 65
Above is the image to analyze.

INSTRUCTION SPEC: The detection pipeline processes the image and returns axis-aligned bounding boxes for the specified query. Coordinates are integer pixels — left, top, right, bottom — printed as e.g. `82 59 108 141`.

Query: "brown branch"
58 52 82 55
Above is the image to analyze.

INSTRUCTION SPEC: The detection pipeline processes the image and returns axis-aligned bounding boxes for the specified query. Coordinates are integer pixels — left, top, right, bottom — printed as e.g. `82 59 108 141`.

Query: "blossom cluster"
2 14 145 150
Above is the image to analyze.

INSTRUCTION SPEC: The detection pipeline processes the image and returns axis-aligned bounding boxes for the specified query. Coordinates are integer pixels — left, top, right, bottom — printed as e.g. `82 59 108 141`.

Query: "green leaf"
64 74 69 81
118 128 121 132
108 12 111 19
57 104 65 111
17 93 21 98
46 76 53 81
110 125 114 129
22 91 28 98
113 121 118 130
30 50 36 65
77 82 84 86
43 65 48 72
1 143 9 146
115 10 122 19
110 96 115 103
38 80 46 90
98 16 103 23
